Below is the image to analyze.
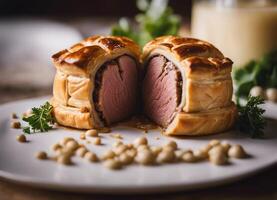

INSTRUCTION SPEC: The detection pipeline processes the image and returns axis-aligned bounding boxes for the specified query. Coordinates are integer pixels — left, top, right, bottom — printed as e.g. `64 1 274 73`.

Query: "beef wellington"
51 36 141 129
142 36 237 136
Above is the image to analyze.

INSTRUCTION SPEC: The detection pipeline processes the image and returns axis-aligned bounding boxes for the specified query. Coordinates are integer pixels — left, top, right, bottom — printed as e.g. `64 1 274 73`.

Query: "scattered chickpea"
193 149 208 161
36 151 47 160
209 139 220 147
221 142 231 153
136 144 149 152
165 140 178 150
162 145 175 152
133 136 148 147
65 140 79 151
101 150 116 160
79 133 86 140
118 153 133 165
209 152 228 165
16 134 26 143
182 152 196 163
135 150 155 165
208 145 225 157
228 145 247 158
150 146 162 156
76 147 88 157
11 121 21 129
174 150 185 160
57 154 72 165
157 149 175 163
114 144 128 155
51 143 62 152
11 113 18 119
93 137 101 145
84 152 98 162
266 88 277 102
200 144 212 155
250 86 265 98
103 159 121 170
60 137 75 146
85 129 98 137
125 149 137 158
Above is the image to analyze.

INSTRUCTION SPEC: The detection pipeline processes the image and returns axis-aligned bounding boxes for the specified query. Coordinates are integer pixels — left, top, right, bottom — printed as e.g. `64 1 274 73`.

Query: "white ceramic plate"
0 97 276 194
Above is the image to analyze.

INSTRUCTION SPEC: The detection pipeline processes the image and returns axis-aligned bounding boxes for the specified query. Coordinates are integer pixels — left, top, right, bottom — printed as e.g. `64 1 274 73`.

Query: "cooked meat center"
142 55 182 127
93 55 138 125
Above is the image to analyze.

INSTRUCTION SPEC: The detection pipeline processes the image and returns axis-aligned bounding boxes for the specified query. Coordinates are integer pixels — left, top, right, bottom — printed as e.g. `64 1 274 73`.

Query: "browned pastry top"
52 36 141 75
142 36 233 75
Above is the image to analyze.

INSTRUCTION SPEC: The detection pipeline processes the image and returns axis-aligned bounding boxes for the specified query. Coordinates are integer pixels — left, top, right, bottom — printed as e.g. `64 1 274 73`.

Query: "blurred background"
0 0 276 103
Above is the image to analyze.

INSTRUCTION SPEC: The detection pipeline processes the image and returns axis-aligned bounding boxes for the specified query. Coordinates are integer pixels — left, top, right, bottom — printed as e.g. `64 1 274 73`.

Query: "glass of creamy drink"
191 0 277 67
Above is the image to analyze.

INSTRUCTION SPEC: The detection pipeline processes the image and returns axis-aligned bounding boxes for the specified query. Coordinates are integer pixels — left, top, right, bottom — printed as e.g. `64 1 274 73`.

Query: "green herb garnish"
236 96 266 138
111 0 181 46
22 102 55 134
234 50 277 98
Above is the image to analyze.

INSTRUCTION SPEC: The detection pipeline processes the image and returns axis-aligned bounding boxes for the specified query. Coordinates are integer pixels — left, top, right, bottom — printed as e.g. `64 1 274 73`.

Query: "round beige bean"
60 137 75 146
101 150 116 160
85 129 98 137
151 146 162 156
209 151 228 165
103 159 121 170
11 113 18 119
174 150 185 160
182 152 197 163
157 149 175 163
165 140 178 150
228 145 247 158
35 151 47 160
250 86 265 98
209 139 220 147
11 121 21 129
194 149 208 161
135 150 154 165
51 143 62 152
118 153 133 165
16 134 26 143
221 142 231 153
84 152 98 162
93 137 101 145
125 149 137 158
57 154 72 165
65 140 79 151
76 147 88 157
113 144 128 155
208 145 226 157
137 144 149 152
79 133 86 140
133 136 148 147
266 88 277 102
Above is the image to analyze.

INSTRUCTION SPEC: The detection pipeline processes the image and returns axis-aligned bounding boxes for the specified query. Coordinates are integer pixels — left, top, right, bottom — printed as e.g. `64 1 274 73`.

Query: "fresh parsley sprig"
236 96 266 138
22 102 55 134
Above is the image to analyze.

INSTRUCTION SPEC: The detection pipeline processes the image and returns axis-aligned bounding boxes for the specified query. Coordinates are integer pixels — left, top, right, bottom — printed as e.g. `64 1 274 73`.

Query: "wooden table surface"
0 89 276 200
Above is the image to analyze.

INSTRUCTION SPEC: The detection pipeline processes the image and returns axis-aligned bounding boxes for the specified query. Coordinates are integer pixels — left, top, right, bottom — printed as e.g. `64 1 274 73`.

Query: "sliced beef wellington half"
142 36 237 136
51 36 141 129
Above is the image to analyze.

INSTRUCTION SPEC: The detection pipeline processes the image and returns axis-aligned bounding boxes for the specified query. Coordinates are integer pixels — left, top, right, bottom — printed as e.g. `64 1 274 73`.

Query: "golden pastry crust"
165 103 237 135
142 36 236 135
51 36 141 129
